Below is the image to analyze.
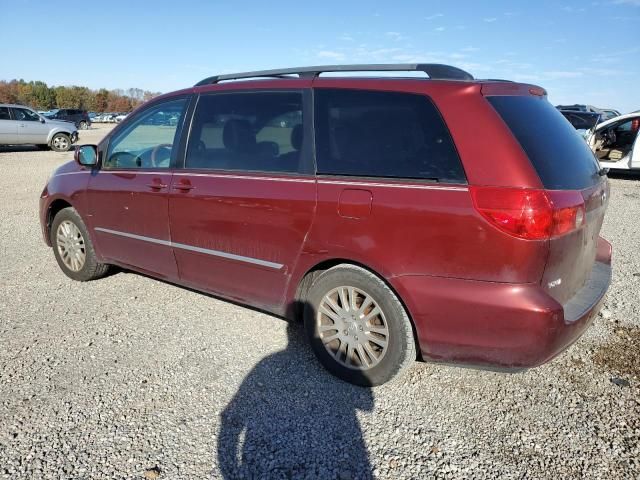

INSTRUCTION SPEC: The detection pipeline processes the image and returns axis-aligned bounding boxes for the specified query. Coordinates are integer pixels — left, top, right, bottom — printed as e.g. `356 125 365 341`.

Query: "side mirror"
74 145 98 167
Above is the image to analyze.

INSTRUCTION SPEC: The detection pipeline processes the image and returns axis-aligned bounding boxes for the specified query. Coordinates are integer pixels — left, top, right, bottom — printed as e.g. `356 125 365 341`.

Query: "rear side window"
186 92 304 173
314 89 465 183
488 96 600 190
0 107 10 120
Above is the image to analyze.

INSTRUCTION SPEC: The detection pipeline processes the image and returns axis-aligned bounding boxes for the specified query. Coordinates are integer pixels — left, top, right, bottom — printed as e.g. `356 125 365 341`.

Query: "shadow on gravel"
593 326 640 378
0 145 44 153
606 171 640 181
217 321 375 480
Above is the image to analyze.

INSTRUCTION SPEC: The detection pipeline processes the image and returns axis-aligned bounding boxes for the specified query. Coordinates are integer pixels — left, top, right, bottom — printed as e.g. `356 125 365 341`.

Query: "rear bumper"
391 237 612 370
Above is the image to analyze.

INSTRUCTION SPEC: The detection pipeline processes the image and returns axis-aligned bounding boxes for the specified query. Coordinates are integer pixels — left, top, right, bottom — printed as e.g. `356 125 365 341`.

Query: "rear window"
488 96 600 190
314 89 466 183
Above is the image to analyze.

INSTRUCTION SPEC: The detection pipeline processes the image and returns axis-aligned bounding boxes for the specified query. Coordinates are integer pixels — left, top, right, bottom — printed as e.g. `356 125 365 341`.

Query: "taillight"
470 187 585 240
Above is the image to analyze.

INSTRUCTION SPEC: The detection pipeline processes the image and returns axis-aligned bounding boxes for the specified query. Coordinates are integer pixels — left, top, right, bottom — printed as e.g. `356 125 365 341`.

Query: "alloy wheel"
56 220 86 272
52 135 69 151
317 286 389 370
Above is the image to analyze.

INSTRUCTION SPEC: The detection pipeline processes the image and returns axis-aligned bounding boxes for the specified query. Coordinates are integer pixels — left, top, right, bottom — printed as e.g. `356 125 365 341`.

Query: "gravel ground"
0 124 638 479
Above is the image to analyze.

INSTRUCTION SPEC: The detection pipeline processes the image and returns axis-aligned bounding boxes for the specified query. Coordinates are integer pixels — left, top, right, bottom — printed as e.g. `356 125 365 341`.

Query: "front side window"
314 89 466 183
0 107 10 120
186 91 304 173
11 108 40 122
104 98 187 169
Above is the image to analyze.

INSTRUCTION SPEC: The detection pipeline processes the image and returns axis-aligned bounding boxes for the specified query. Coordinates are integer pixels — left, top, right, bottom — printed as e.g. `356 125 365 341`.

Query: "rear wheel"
50 207 110 281
79 121 88 130
50 133 71 152
304 264 416 386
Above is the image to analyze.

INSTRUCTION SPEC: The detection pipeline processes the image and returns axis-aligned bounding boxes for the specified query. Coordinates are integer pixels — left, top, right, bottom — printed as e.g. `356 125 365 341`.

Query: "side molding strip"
94 227 284 270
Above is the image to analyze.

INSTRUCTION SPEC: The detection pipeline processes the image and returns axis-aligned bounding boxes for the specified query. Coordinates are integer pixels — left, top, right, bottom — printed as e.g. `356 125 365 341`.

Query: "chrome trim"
173 172 315 183
94 227 283 270
317 179 468 191
54 171 90 177
98 170 172 175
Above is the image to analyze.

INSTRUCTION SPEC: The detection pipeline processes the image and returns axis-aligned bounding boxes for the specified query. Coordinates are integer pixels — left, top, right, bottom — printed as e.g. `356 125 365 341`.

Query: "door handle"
146 182 168 190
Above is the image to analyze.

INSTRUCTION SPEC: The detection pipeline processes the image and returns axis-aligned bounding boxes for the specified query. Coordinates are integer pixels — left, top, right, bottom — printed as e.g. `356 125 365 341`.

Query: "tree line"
0 79 162 112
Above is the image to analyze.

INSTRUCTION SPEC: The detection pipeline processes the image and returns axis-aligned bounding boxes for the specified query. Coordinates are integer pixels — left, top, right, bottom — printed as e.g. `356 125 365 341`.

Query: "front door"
10 107 50 144
87 97 190 279
168 90 316 310
631 127 640 169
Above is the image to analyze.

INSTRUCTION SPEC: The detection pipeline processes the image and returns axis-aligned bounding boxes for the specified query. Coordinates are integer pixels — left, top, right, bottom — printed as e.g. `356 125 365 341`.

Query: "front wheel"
304 264 416 386
50 133 71 152
50 207 110 281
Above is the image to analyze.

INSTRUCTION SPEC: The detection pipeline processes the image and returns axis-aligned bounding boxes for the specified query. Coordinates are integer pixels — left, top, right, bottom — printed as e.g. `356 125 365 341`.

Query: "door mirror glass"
75 145 97 166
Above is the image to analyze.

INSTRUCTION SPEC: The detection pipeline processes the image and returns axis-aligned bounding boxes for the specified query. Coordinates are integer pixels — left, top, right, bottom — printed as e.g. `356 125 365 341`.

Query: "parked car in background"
588 112 640 171
45 109 91 130
115 113 128 123
100 113 118 123
556 104 621 122
39 64 612 386
0 103 78 151
559 110 602 139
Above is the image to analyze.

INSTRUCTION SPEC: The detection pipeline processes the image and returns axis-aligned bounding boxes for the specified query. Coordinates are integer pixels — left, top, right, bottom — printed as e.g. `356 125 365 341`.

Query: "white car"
588 112 640 171
115 113 128 123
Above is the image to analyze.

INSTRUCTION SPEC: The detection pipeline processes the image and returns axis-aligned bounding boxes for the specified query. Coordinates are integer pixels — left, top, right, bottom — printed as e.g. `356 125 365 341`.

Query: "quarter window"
104 98 187 169
314 89 466 183
186 92 304 173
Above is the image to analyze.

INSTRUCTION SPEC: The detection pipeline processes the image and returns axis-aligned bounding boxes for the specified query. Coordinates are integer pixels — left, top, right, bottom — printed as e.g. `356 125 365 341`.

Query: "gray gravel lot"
0 124 638 479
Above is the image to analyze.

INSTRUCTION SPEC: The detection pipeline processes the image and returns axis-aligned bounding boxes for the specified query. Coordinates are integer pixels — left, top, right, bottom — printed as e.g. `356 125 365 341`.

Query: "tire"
79 121 88 130
50 207 110 281
304 264 416 386
50 133 71 152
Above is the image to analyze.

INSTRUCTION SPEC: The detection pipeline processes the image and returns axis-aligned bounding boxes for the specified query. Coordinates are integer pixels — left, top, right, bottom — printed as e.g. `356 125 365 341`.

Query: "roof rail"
194 63 474 86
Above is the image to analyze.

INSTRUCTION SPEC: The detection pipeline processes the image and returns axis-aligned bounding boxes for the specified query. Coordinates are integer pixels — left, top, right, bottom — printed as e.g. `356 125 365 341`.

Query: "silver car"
0 104 78 152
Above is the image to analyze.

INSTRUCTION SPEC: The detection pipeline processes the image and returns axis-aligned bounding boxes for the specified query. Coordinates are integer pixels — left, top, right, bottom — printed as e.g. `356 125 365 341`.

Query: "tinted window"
11 108 40 122
488 96 600 190
104 98 187 169
0 107 10 120
314 89 465 183
186 92 304 173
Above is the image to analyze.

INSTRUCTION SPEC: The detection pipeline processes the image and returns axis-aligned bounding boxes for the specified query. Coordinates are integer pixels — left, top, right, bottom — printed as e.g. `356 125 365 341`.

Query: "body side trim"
94 227 284 270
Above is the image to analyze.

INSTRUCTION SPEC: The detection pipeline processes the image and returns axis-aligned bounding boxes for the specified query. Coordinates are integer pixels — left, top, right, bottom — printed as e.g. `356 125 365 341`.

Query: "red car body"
39 73 612 371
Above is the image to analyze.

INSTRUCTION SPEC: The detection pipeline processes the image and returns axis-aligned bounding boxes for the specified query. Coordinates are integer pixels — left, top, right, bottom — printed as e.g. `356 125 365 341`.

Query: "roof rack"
194 63 474 86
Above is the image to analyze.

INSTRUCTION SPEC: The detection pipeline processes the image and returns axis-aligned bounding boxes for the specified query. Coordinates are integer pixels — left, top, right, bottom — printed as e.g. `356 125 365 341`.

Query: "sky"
1 0 639 112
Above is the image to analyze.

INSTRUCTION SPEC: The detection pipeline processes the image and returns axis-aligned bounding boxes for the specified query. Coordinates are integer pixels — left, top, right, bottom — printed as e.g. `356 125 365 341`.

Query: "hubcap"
53 136 68 150
317 286 389 370
56 220 86 271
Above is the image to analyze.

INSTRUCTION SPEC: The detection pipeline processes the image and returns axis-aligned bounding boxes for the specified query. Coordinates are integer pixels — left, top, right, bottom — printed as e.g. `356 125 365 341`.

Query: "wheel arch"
47 129 72 144
46 198 73 242
288 258 421 359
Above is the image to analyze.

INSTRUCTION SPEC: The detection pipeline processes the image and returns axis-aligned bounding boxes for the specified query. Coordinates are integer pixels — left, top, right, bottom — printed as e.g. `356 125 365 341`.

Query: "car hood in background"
45 119 77 130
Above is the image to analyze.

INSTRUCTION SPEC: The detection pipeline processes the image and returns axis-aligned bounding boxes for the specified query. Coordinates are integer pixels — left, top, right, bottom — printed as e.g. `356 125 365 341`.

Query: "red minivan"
39 64 612 386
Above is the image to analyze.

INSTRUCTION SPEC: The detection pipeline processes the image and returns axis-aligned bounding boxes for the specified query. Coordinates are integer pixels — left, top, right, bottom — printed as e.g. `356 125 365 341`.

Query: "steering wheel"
150 144 173 167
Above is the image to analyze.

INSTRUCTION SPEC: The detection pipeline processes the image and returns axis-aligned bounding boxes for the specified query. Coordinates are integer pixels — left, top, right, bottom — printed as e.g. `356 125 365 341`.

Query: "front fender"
39 168 92 247
47 127 77 144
